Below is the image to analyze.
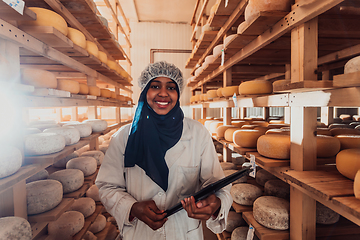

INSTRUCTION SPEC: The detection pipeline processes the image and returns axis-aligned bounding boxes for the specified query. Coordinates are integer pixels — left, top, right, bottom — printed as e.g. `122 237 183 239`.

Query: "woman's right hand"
130 200 167 230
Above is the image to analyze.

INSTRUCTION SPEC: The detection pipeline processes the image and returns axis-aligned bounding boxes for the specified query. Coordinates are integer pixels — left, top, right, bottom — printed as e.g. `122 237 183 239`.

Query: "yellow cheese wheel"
239 80 272 95
200 94 208 101
330 128 360 136
244 0 291 22
107 60 117 71
336 149 360 180
67 27 86 48
254 126 270 134
209 122 223 135
207 90 218 100
316 128 332 136
241 125 257 129
233 129 264 148
21 68 57 88
78 83 89 95
116 95 126 101
251 121 269 127
86 41 99 57
354 170 360 199
316 135 341 158
217 88 224 97
221 86 239 97
57 79 80 94
265 128 290 135
336 135 360 149
98 51 108 64
190 96 196 103
231 121 249 128
100 89 112 98
216 125 237 139
194 95 201 102
257 134 290 159
22 7 68 35
224 128 242 142
88 86 101 96
269 120 285 124
111 92 116 99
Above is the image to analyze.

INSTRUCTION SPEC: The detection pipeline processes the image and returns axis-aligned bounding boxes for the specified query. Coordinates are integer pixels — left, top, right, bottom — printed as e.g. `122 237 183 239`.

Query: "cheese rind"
220 162 238 171
225 211 245 232
47 211 84 237
336 148 360 180
43 127 80 146
80 150 104 165
88 214 106 233
239 80 272 95
83 119 108 132
21 68 57 89
26 169 48 183
67 27 86 48
24 133 65 156
224 128 242 142
216 125 236 139
233 129 263 148
230 183 262 206
86 41 99 57
49 169 84 193
0 216 32 240
54 152 80 168
0 146 22 179
354 170 360 199
57 79 80 94
66 157 97 176
244 0 291 22
78 83 89 95
98 51 108 64
100 89 112 98
344 55 360 74
224 170 247 184
316 202 340 224
68 197 96 218
256 169 278 186
86 184 100 202
264 179 290 199
316 135 341 158
63 123 92 138
221 86 239 97
257 134 290 159
231 226 249 240
88 86 101 96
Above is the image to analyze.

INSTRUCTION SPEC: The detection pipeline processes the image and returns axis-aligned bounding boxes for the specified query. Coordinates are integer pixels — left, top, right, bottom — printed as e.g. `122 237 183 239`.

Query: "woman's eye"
150 85 159 89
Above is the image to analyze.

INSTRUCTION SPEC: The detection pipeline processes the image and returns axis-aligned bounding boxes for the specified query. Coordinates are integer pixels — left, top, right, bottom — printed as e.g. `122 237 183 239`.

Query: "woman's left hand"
181 194 221 220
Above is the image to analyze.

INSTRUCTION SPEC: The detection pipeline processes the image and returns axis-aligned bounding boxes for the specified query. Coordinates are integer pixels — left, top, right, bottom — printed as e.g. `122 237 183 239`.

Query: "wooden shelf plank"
316 216 360 238
63 183 91 199
331 197 360 221
246 152 290 168
273 80 333 93
333 71 360 88
31 221 48 240
232 202 253 213
28 198 74 223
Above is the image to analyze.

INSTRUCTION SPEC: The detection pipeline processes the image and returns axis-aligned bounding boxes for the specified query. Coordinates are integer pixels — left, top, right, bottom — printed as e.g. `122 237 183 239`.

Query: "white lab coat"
95 117 232 240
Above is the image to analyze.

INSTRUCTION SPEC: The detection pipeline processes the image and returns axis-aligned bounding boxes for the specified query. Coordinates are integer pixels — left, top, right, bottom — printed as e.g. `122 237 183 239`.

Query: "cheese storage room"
1 0 360 239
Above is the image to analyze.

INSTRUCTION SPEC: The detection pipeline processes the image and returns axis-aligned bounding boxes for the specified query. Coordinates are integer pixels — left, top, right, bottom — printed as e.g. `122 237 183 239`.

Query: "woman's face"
146 77 178 115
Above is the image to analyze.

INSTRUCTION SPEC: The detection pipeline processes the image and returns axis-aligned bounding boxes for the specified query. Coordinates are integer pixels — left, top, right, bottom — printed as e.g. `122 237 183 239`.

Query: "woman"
95 61 232 240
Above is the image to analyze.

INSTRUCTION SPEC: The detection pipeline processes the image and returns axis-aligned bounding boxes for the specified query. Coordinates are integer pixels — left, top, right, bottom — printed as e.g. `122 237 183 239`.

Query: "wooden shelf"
63 183 91 199
232 202 253 213
333 71 360 88
28 198 74 223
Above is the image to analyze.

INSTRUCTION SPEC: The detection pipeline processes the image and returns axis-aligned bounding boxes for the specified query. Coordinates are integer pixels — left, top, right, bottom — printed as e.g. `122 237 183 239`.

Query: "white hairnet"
138 61 185 94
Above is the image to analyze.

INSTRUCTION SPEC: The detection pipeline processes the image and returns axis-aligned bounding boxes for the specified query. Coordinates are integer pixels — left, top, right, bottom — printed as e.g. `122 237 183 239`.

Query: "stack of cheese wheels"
224 127 242 142
86 41 99 57
26 169 49 183
89 214 106 233
344 55 360 74
207 89 218 100
100 88 112 98
80 150 104 165
57 79 80 94
78 83 89 95
43 126 80 146
209 121 223 135
83 119 108 132
316 202 340 224
256 169 278 186
257 134 290 159
86 184 100 202
231 226 250 240
0 146 22 179
63 122 92 138
48 211 84 238
20 7 68 35
233 129 264 148
253 196 290 230
244 0 291 22
66 157 97 177
49 169 84 194
239 80 273 95
231 183 262 206
316 135 341 158
98 51 108 64
225 211 246 232
330 128 360 136
67 27 86 48
216 125 237 139
336 148 360 179
68 197 96 218
336 135 360 149
213 44 223 57
220 162 238 171
264 179 290 199
88 86 101 96
25 133 65 155
21 68 57 89
224 169 247 184
221 86 239 97
0 217 32 240
26 179 63 215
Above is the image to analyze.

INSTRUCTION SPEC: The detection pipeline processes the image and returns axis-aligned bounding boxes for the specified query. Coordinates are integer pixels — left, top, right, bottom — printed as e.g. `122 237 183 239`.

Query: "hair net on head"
138 61 185 94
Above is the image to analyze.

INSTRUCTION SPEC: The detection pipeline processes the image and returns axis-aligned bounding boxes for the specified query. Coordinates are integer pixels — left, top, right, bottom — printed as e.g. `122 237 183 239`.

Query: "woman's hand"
181 194 221 220
130 200 167 230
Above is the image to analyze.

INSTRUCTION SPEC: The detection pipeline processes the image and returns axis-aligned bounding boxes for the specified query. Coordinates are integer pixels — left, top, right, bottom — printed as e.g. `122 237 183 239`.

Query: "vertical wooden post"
55 108 62 123
12 180 27 219
223 68 232 162
71 107 78 121
321 107 334 126
201 85 207 119
115 87 121 123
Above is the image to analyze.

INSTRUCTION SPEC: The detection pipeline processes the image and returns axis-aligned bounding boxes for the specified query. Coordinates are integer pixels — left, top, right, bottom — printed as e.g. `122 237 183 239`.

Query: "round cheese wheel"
25 133 65 156
99 144 109 154
111 92 116 99
224 169 247 184
256 169 278 186
264 179 290 199
0 146 22 179
204 120 216 131
232 154 246 166
329 123 353 130
83 119 108 132
204 55 215 65
116 94 126 101
216 125 236 139
353 115 360 121
225 211 245 232
257 134 290 159
89 214 106 233
26 179 63 215
48 211 84 237
66 157 97 176
316 128 332 136
220 162 238 171
98 51 108 64
344 55 360 74
78 83 89 95
207 89 218 99
221 86 239 97
49 169 84 193
231 183 262 206
336 149 360 180
21 68 57 89
316 202 340 225
231 226 248 240
86 184 100 202
213 44 223 57
194 67 203 77
57 79 80 94
86 41 99 57
83 231 97 240
54 152 80 168
0 216 32 240
68 197 96 218
100 89 112 98
193 94 200 102
88 86 101 96
190 96 196 103
244 0 291 22
336 135 360 149
239 80 273 95
80 150 104 165
67 27 86 48
316 135 341 158
231 121 250 128
209 121 223 135
233 129 263 148
224 128 242 142
76 145 90 155
253 196 290 230
330 128 360 136
339 114 352 121
43 127 80 146
237 21 248 34
26 169 48 183
107 60 117 71
216 88 223 97
63 122 92 138
224 34 237 48
354 170 360 199
22 7 68 35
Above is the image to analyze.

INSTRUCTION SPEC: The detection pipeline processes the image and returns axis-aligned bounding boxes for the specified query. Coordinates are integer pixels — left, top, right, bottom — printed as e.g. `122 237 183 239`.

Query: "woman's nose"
158 86 168 96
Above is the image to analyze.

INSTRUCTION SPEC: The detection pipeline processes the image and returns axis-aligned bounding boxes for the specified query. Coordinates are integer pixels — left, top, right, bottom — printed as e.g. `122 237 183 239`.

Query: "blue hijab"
124 81 184 191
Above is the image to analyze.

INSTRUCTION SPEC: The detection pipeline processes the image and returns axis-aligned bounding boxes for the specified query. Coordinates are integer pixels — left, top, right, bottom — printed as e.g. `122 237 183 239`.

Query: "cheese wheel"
225 211 246 232
251 121 269 127
100 89 112 98
86 184 100 202
117 94 126 101
53 152 80 168
67 27 86 48
220 162 238 171
237 21 248 34
48 211 84 237
216 88 223 97
224 128 242 142
316 128 332 136
26 179 63 215
209 121 223 135
256 169 278 186
336 135 360 149
21 68 57 88
78 83 89 95
354 170 360 199
221 86 239 97
204 120 216 131
22 7 68 35
253 196 290 230
0 216 32 240
43 127 80 146
76 145 90 155
265 128 290 135
328 123 353 130
257 134 290 159
316 202 340 225
353 115 360 121
107 60 117 71
26 169 48 183
330 128 360 136
25 133 65 156
111 92 116 99
190 96 196 103
49 169 84 193
224 34 237 48
207 89 218 99
99 144 109 154
83 119 108 132
239 80 273 95
194 67 203 77
336 149 360 180
316 135 341 158
88 86 101 96
83 231 97 240
231 121 249 128
241 124 257 129
0 146 22 179
66 157 97 176
244 0 291 22
231 226 249 240
339 114 352 121
80 150 104 165
98 51 108 64
344 55 360 74
68 197 96 218
224 169 247 184
232 154 246 165
89 214 106 233
63 122 92 138
204 55 215 65
233 129 263 148
216 125 236 139
28 123 60 131
86 41 99 57
264 179 290 199
213 44 223 57
231 183 263 206
57 79 80 94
